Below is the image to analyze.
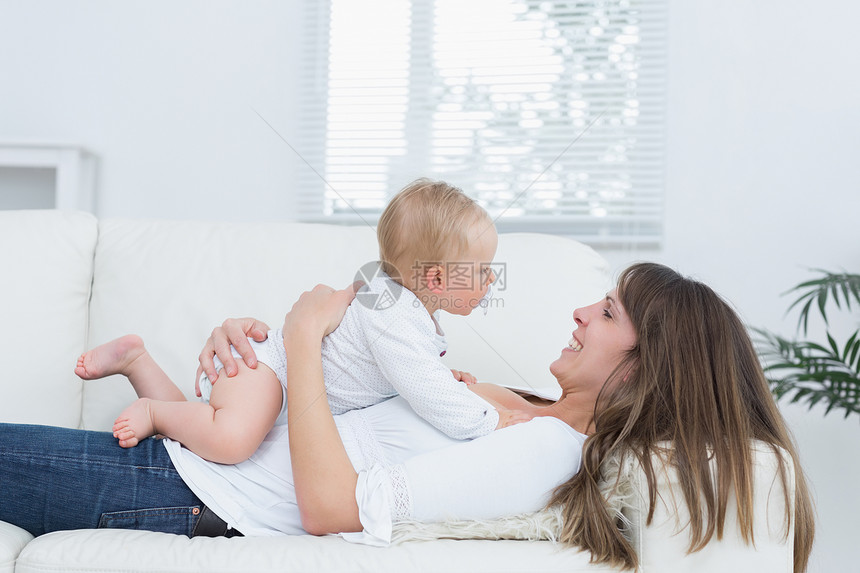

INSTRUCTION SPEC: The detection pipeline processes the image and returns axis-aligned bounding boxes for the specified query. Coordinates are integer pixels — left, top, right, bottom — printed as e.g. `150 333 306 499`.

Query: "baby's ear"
424 265 445 293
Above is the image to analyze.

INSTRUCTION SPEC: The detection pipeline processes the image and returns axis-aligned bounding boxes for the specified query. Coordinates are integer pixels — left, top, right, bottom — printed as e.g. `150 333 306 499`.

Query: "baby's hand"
451 369 477 385
495 409 534 429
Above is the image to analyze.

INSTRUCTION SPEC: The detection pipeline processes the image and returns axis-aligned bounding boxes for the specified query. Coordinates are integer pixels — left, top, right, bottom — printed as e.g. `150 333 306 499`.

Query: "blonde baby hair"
377 178 492 289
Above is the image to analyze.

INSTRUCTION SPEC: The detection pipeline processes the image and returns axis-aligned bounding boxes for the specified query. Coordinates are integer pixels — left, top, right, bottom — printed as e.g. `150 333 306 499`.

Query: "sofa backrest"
77 216 612 430
0 211 613 430
629 442 796 571
1 212 613 430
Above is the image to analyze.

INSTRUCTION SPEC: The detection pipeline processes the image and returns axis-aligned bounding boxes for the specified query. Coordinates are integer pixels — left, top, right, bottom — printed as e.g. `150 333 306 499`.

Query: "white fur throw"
391 505 566 544
390 452 639 544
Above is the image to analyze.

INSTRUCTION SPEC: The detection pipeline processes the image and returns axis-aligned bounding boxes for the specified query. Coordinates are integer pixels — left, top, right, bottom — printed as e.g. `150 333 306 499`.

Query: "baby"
76 178 518 464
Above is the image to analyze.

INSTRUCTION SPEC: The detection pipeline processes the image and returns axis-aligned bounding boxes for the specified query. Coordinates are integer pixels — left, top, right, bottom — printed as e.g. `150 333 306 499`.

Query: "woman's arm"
282 284 362 535
468 382 542 413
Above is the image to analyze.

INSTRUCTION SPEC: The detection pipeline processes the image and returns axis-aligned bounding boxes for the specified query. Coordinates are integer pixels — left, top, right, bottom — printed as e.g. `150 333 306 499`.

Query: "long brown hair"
549 263 814 571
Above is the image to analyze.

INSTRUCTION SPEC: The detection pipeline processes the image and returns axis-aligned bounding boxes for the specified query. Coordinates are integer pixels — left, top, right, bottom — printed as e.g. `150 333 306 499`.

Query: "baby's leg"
76 334 185 402
114 361 283 464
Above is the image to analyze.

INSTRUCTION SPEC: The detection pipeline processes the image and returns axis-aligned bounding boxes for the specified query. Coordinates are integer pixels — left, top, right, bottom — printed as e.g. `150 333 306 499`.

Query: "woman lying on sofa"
0 263 814 571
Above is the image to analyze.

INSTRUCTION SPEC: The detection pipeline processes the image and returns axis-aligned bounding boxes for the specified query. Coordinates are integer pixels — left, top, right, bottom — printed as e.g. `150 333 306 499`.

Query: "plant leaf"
850 337 860 373
827 333 840 357
818 287 829 324
754 271 860 420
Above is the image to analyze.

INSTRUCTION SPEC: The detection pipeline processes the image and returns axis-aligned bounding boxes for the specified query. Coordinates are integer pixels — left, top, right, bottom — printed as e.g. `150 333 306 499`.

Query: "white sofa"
0 210 795 573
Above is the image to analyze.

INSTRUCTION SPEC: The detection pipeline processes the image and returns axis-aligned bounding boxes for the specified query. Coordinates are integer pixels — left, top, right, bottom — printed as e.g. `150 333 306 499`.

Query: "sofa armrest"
626 442 795 572
0 521 33 573
0 210 97 428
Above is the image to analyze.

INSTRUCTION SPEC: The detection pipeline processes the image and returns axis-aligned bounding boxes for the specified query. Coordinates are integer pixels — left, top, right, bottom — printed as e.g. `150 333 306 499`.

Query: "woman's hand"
282 283 359 342
194 317 270 395
451 369 477 385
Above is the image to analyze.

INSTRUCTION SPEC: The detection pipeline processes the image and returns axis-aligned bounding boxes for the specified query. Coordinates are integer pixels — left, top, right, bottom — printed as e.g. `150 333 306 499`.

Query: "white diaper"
197 331 289 425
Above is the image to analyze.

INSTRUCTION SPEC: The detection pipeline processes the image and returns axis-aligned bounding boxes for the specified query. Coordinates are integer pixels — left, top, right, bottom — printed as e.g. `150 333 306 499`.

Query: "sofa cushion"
0 210 97 428
14 529 613 573
0 521 32 573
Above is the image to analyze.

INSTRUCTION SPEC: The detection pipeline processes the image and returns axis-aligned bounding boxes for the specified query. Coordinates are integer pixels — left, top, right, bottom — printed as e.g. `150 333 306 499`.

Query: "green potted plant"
755 270 860 419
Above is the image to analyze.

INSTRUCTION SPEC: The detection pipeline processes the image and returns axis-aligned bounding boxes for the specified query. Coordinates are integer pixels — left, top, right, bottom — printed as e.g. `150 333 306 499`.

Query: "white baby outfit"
163 395 587 543
199 272 499 439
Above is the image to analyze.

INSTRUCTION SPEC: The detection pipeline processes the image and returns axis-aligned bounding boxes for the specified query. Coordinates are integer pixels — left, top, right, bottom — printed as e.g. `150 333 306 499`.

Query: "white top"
163 395 586 542
202 273 499 439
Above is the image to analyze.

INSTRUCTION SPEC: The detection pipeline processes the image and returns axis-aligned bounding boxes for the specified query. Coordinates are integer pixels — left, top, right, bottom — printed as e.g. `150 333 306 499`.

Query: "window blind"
296 0 667 245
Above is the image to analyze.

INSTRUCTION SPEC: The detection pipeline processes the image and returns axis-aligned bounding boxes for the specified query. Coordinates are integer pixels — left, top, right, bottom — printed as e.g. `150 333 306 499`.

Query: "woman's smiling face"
550 289 638 391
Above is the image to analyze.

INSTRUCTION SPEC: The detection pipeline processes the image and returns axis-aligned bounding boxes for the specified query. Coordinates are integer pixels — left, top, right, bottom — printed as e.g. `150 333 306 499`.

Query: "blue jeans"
0 423 203 537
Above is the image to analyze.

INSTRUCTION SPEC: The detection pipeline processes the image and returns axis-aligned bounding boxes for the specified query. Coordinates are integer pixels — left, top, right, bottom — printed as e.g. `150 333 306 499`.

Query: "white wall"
0 0 303 220
1 1 858 571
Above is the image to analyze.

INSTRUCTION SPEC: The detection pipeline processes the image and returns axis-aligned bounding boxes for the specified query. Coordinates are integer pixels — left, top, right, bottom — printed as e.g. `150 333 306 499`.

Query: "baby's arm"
355 303 499 438
392 360 533 433
377 349 500 439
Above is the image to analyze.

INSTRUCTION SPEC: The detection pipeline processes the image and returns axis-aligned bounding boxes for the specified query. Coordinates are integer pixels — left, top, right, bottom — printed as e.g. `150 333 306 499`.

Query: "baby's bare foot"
113 398 155 448
75 334 146 380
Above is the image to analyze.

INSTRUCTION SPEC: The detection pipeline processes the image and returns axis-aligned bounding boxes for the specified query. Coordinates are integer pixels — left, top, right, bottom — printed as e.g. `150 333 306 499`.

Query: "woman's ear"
424 265 445 293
